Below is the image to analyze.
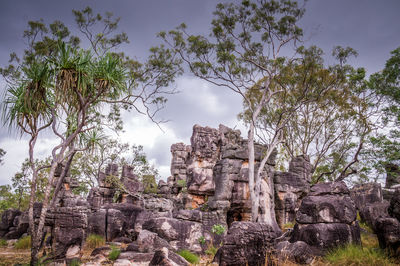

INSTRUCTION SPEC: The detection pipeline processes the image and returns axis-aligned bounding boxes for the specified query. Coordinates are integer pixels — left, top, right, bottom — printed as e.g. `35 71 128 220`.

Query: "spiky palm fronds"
2 62 52 133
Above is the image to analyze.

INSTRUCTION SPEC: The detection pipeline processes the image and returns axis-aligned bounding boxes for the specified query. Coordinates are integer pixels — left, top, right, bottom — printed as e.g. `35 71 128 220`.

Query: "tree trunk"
248 124 257 222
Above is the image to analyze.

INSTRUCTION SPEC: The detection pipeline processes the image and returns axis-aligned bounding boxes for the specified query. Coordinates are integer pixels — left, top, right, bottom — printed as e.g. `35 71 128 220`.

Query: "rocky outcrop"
0 209 28 240
214 221 281 266
289 182 360 253
46 206 89 259
274 155 311 228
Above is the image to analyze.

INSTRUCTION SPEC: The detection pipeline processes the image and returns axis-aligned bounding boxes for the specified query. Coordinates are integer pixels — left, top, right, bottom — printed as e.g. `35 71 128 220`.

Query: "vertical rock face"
167 124 277 227
46 206 89 259
274 155 311 228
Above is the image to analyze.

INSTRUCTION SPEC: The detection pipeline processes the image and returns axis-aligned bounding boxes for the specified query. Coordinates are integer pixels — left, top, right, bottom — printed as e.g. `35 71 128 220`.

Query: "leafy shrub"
108 245 121 261
324 244 397 266
0 238 7 247
14 236 31 249
205 245 218 256
142 175 158 194
211 224 226 235
85 234 105 249
177 249 200 264
198 236 206 245
282 222 295 231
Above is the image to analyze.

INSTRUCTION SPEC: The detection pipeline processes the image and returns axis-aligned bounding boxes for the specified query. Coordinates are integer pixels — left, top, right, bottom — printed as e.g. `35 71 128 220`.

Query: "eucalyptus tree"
251 46 380 184
1 7 182 264
365 47 400 183
161 0 306 226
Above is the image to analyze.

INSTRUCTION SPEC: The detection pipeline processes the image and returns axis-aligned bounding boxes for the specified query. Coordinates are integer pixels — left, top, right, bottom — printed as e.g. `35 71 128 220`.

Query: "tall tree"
1 7 181 264
365 46 400 184
161 0 306 227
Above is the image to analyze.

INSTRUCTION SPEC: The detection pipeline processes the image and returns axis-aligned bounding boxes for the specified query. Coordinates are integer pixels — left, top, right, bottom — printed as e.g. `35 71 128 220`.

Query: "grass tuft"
85 234 105 249
14 236 31 249
108 245 121 261
177 249 200 264
0 239 7 247
324 244 397 266
205 245 218 256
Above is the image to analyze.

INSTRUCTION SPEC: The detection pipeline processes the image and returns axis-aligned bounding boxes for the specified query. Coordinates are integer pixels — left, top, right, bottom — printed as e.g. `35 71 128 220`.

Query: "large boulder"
126 229 172 253
274 240 315 265
359 201 390 231
149 247 189 266
46 206 89 259
289 182 360 254
350 183 383 210
296 194 356 224
389 192 400 221
0 209 21 237
143 217 203 252
375 217 400 253
213 222 281 266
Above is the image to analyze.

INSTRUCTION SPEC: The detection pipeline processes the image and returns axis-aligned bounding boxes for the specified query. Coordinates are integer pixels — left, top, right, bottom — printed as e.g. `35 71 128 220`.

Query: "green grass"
177 249 200 264
282 222 296 231
205 245 218 256
85 234 105 249
324 244 397 266
69 258 81 266
14 236 31 249
0 239 7 247
108 245 121 261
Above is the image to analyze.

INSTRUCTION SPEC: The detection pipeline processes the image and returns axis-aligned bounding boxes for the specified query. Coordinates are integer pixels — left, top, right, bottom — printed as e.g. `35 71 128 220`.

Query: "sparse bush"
0 238 7 247
198 236 206 245
282 222 295 231
85 234 106 249
324 244 397 266
211 224 226 235
177 249 200 264
205 245 218 256
108 245 121 261
14 235 31 249
142 175 158 194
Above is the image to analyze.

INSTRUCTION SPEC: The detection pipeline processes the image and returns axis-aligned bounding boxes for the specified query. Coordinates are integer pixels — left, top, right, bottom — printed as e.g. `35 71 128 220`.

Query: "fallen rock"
275 240 316 264
389 192 400 221
375 217 400 253
149 247 189 266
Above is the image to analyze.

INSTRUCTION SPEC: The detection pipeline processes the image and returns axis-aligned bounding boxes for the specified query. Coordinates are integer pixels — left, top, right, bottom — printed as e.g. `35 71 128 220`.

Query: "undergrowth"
108 245 121 261
178 249 200 264
324 244 397 266
85 234 105 249
14 236 31 249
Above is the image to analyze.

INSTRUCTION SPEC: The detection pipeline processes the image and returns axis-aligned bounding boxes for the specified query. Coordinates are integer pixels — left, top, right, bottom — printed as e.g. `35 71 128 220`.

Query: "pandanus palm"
2 60 52 265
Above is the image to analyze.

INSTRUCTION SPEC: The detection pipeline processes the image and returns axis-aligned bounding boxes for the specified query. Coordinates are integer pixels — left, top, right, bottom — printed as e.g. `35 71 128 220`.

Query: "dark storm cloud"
1 0 400 183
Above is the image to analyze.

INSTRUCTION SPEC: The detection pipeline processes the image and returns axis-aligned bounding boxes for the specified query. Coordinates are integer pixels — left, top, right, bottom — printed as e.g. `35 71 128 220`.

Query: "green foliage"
85 234 105 249
324 244 397 266
177 249 200 264
108 245 121 261
205 245 218 256
0 238 7 247
198 236 206 245
282 222 295 231
142 175 158 194
211 224 226 235
14 236 31 249
69 259 81 266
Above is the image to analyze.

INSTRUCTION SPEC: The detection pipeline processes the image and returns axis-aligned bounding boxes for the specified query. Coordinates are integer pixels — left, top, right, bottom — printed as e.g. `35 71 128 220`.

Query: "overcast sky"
0 0 399 185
